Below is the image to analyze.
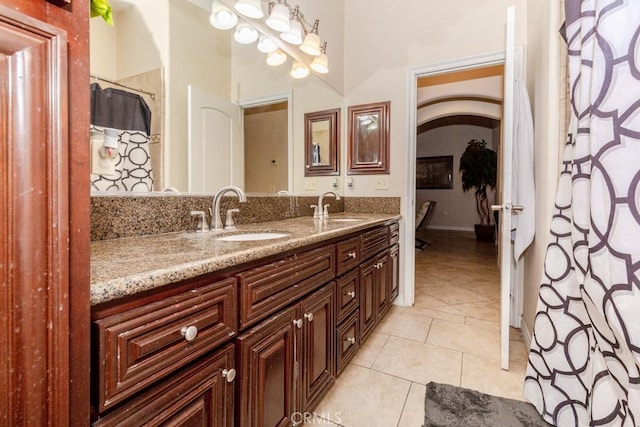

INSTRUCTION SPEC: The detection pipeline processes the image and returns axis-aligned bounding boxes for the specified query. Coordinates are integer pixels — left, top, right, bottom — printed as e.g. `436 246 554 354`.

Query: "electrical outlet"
305 179 317 191
375 177 389 190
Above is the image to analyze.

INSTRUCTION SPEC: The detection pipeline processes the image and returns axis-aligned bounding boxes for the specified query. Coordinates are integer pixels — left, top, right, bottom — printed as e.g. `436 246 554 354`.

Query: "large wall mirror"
89 0 345 195
304 108 340 176
347 101 390 175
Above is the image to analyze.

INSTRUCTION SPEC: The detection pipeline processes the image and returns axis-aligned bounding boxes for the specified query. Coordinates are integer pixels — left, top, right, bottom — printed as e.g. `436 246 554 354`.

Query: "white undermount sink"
216 232 290 242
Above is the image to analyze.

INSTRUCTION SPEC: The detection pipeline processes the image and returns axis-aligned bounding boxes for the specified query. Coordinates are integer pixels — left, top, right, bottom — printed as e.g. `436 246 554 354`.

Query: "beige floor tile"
422 285 490 305
464 316 500 331
313 364 410 427
426 319 501 360
413 291 449 309
372 336 462 385
405 306 466 324
461 352 527 401
398 382 426 427
376 309 433 342
351 331 389 368
303 416 342 426
449 300 501 322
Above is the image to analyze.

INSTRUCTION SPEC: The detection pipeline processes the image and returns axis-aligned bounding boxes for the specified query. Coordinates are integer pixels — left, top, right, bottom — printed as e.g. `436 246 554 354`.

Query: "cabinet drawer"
238 245 335 329
335 236 360 276
94 278 237 412
336 311 360 375
360 226 389 261
335 269 359 324
93 343 236 427
389 222 399 246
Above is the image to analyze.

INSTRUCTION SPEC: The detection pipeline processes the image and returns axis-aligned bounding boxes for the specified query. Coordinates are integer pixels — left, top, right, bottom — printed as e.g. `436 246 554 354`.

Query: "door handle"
491 204 524 212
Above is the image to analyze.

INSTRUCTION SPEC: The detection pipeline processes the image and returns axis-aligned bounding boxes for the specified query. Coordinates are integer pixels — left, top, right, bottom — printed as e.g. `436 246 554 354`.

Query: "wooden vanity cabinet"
93 343 236 427
389 243 400 302
237 283 335 426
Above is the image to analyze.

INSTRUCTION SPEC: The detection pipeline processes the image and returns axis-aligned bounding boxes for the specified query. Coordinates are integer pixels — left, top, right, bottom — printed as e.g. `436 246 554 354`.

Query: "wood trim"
347 101 391 175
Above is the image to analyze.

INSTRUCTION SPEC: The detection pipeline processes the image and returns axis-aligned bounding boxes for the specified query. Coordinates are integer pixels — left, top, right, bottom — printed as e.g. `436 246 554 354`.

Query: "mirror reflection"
304 108 339 176
89 0 345 195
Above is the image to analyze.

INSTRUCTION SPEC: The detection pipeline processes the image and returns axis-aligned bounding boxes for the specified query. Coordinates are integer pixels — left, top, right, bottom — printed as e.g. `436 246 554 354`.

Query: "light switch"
375 177 389 190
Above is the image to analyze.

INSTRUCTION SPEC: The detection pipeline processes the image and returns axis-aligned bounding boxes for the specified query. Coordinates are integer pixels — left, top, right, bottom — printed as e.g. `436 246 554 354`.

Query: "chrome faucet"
211 186 247 230
311 191 340 219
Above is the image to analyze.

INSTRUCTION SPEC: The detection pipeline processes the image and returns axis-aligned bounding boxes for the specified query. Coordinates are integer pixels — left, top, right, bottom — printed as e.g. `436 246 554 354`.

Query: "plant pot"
474 224 495 242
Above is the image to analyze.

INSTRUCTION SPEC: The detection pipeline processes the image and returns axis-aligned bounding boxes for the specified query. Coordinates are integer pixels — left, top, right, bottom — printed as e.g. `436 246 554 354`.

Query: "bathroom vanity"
90 214 400 426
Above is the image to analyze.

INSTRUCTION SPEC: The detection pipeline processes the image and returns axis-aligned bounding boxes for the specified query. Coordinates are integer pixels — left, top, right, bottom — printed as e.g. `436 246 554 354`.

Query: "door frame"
404 49 523 321
238 91 294 193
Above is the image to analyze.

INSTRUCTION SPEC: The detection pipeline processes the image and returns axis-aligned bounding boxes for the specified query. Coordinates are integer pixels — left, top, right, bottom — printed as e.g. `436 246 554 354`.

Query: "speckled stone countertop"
91 213 401 306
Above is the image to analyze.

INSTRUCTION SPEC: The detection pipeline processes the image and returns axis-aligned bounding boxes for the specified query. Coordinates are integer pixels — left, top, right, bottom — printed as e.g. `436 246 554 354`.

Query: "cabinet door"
359 261 377 342
237 306 299 427
299 283 335 412
93 344 236 427
389 244 400 302
374 250 391 319
335 269 359 323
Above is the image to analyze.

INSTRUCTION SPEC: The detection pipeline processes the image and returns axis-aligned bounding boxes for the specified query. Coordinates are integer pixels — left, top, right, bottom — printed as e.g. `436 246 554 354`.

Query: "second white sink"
216 232 290 242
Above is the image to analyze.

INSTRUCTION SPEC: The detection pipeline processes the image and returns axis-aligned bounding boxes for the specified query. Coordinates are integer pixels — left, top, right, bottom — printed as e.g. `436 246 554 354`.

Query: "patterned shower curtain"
523 1 640 425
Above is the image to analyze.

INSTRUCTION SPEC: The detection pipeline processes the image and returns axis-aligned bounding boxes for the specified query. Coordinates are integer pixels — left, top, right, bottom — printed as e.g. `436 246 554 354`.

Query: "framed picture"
347 101 390 174
416 156 453 189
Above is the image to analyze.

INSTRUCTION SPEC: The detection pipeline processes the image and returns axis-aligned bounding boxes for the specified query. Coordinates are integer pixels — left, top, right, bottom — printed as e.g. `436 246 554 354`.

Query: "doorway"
243 101 288 193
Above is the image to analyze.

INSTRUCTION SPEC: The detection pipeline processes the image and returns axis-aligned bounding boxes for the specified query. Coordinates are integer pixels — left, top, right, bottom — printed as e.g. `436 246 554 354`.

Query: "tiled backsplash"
90 194 400 241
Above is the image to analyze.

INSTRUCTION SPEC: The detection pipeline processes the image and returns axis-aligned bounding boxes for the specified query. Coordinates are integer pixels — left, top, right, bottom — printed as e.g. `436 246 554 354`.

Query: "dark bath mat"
424 382 550 427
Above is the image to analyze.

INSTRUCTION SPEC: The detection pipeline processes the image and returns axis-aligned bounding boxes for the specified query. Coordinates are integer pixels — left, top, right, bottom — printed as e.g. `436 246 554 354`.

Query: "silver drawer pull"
293 319 303 328
345 337 356 345
222 368 236 382
346 291 356 299
180 325 198 342
348 252 357 259
304 312 314 322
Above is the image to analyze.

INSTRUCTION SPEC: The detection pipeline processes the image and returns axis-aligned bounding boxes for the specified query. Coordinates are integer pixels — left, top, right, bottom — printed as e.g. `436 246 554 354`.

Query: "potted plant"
459 138 497 241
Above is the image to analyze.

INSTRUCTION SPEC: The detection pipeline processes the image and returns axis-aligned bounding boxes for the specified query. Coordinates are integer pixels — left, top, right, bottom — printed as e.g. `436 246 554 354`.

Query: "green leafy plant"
459 139 497 226
91 0 113 26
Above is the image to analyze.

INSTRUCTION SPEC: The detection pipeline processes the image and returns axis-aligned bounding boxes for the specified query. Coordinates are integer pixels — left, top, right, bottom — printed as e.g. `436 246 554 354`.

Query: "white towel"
511 80 535 261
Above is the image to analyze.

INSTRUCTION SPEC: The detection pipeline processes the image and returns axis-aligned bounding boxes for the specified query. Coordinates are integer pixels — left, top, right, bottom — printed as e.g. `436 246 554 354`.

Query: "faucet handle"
323 204 331 218
310 205 321 219
224 208 240 230
190 210 209 233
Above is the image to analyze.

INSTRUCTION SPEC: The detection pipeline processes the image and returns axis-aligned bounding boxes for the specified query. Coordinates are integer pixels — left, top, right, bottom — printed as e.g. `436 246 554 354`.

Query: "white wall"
417 125 497 230
521 0 562 338
166 0 232 191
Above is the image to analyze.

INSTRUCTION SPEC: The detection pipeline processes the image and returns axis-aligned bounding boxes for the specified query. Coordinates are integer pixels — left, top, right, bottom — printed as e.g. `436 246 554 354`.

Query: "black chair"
415 200 436 249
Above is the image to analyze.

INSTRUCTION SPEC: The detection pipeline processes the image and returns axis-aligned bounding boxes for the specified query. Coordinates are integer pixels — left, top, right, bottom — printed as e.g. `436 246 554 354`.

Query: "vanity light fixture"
257 34 278 53
210 0 238 30
310 42 329 74
280 6 303 45
233 0 263 19
265 0 291 32
266 49 287 66
234 22 259 44
299 19 320 56
290 61 309 79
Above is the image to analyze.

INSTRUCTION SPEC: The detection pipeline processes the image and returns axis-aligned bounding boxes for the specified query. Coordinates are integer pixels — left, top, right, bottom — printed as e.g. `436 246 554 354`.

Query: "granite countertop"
91 213 401 306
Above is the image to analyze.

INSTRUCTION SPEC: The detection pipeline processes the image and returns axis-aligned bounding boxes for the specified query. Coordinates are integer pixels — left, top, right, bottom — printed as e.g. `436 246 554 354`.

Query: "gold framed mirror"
347 101 390 174
304 108 340 176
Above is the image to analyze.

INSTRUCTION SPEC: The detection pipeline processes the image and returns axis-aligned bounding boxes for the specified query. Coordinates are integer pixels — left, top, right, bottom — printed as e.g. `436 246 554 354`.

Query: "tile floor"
309 230 529 426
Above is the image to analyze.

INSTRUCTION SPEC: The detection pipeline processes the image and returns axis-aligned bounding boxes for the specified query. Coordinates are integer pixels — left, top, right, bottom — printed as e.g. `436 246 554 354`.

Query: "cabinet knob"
293 319 303 328
345 337 356 346
222 368 236 383
348 252 357 259
346 291 356 299
180 325 198 342
304 312 314 322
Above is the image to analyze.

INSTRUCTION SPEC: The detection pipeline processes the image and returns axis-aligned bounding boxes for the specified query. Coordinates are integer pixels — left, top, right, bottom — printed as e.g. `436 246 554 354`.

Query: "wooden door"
389 244 400 302
374 250 390 318
237 305 299 427
299 283 335 412
0 2 90 425
359 261 377 342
